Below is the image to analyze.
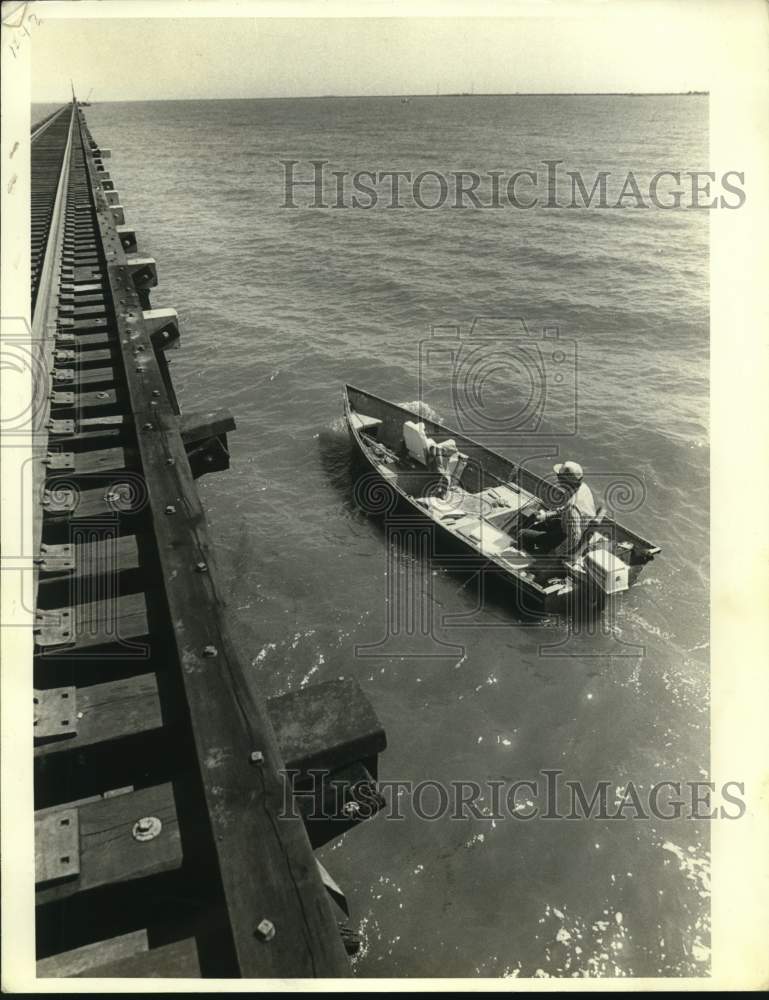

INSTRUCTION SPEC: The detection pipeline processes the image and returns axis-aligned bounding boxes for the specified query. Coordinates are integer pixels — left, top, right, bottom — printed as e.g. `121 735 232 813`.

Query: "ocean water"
38 96 709 977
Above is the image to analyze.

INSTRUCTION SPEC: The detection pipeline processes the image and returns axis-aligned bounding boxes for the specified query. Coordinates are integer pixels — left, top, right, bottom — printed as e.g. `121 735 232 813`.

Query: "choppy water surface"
42 96 709 977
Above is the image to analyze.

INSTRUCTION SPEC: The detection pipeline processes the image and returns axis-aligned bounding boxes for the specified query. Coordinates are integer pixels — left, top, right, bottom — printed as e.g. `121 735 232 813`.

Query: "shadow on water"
317 425 360 517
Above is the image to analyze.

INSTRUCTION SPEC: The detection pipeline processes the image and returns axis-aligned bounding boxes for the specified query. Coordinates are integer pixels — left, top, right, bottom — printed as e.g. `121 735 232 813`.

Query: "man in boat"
518 460 596 556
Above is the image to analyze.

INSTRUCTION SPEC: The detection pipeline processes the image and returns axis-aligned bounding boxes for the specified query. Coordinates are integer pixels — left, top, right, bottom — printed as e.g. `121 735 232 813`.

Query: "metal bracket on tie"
52 368 74 384
46 419 75 437
38 543 75 573
57 317 75 330
45 452 75 471
34 686 77 740
54 349 76 363
35 809 80 885
126 256 158 290
104 189 120 207
110 206 125 225
55 332 75 345
50 392 75 407
34 608 74 647
41 488 77 515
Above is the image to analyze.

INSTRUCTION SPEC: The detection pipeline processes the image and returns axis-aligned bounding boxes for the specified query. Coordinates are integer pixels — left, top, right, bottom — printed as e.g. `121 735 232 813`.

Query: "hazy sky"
29 2 727 102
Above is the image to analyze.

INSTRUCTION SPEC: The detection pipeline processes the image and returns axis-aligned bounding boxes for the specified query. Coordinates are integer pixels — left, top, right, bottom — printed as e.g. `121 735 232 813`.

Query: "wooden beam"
37 930 149 977
37 534 140 582
267 678 386 774
34 674 164 759
179 408 236 446
35 783 182 906
42 480 143 521
44 446 133 477
35 591 149 653
75 938 200 978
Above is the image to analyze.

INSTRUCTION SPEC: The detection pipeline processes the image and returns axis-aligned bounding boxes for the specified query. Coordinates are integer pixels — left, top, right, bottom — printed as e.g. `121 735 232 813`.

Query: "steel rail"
31 101 76 596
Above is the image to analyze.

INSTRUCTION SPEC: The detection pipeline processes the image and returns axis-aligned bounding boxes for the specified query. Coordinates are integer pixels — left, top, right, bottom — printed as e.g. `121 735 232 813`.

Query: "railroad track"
31 102 386 979
30 107 72 313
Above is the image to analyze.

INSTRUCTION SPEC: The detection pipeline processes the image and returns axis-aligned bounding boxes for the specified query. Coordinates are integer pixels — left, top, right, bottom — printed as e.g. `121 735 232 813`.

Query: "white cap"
553 460 584 481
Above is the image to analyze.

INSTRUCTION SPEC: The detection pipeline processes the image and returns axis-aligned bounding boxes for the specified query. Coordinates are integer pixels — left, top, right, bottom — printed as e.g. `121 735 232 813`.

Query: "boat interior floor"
356 423 573 580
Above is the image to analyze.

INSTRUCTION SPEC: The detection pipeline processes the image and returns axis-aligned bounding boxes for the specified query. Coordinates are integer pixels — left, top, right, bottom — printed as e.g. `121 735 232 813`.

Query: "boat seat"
416 494 466 520
402 420 455 463
455 516 512 557
403 421 468 489
350 411 383 434
403 420 434 464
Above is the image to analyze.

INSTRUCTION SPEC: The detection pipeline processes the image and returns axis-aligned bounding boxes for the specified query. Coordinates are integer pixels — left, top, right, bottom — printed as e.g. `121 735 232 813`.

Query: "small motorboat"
343 384 660 613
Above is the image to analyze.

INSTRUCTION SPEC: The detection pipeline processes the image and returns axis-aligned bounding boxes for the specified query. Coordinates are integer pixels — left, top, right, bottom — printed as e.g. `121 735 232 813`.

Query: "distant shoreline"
34 91 709 104
442 91 708 98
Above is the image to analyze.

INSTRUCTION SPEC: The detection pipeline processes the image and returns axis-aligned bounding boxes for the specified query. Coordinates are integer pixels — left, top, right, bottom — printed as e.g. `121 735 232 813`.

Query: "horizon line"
35 90 709 104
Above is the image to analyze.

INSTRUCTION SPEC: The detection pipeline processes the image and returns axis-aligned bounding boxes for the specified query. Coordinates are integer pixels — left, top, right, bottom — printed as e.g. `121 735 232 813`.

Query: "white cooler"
584 548 630 595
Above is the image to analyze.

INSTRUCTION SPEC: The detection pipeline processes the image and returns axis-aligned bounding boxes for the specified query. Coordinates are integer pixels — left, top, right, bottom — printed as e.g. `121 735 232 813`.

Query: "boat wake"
397 399 442 423
327 399 441 436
